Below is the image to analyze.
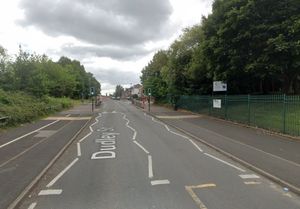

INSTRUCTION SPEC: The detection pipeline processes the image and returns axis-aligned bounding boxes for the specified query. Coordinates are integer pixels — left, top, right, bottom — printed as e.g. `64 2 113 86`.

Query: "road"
16 99 300 209
0 104 92 209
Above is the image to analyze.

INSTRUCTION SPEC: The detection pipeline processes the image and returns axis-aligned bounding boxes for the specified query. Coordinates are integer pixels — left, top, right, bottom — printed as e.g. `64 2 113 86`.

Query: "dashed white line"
151 179 170 186
244 181 261 185
38 189 62 196
77 143 81 156
0 120 59 149
239 174 260 179
204 153 246 172
148 155 154 178
46 158 79 188
189 139 203 152
27 202 37 209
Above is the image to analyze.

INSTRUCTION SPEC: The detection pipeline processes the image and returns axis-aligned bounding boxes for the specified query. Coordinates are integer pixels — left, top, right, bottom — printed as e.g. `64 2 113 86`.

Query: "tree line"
0 46 100 99
141 0 300 100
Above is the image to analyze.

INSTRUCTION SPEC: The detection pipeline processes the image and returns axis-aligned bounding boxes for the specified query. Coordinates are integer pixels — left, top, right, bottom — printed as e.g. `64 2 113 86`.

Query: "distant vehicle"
111 96 115 100
116 97 120 100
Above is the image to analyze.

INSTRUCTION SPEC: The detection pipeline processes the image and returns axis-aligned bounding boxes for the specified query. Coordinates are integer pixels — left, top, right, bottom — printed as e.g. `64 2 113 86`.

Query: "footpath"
146 105 300 195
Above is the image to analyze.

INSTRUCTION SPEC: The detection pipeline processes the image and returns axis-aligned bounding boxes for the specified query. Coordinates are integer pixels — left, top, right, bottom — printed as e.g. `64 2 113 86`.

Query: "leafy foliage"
141 0 300 99
0 46 101 98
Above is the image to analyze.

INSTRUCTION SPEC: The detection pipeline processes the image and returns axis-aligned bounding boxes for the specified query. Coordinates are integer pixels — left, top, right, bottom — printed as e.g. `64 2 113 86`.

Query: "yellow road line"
185 183 216 209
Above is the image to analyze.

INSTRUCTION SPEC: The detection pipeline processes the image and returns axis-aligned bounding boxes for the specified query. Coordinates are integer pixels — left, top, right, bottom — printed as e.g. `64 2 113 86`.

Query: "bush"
0 90 75 127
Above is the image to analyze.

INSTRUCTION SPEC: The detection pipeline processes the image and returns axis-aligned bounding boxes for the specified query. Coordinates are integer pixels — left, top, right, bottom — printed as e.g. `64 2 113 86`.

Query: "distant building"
131 84 143 97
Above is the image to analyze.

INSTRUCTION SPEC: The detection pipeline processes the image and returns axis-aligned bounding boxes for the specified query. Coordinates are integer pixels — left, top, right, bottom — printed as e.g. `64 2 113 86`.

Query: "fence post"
282 94 287 134
247 94 251 125
209 96 212 115
225 94 228 119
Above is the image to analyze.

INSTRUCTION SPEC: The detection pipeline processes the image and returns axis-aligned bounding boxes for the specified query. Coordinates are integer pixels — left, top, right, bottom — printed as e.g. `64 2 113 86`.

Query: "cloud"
91 68 140 88
60 43 152 60
18 0 174 47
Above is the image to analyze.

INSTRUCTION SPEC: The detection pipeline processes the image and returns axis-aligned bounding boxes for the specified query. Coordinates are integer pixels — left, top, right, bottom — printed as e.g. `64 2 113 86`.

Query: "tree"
114 85 124 97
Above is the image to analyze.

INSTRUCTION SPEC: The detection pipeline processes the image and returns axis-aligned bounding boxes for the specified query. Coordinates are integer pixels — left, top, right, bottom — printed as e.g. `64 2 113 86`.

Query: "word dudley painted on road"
91 127 119 160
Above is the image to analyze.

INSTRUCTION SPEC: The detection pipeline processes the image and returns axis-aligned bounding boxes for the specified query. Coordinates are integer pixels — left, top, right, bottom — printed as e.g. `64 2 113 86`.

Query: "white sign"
213 81 227 92
213 99 222 108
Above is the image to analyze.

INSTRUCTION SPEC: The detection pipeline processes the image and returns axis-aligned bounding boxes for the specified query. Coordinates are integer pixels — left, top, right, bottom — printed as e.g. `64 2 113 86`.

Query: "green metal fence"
175 95 300 136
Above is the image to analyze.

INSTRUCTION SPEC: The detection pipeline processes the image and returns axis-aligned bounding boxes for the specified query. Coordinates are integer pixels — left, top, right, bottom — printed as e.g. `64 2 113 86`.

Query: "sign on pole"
213 81 227 92
213 99 222 108
147 88 151 96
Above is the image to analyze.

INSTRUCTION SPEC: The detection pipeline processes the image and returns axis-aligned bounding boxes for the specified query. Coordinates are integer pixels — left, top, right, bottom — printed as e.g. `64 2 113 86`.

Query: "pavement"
16 99 300 209
0 103 94 209
148 104 300 194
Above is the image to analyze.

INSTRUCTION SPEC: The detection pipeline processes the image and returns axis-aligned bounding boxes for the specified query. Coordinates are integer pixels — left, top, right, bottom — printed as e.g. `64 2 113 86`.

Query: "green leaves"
0 46 100 98
141 0 300 97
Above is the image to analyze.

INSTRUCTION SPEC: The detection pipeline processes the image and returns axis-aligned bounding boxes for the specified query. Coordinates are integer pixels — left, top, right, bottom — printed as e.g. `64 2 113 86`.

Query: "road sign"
213 81 227 92
147 88 151 96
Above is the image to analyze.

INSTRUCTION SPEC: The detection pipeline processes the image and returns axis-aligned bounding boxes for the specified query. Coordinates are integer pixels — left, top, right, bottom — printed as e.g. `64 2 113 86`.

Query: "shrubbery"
0 89 74 127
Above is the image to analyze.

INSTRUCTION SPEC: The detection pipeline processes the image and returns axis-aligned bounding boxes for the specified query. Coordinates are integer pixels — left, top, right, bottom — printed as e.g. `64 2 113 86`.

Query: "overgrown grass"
0 90 76 128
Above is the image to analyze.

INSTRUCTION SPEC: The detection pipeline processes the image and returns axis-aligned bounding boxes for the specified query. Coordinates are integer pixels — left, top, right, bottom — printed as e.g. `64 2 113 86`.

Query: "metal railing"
175 94 300 136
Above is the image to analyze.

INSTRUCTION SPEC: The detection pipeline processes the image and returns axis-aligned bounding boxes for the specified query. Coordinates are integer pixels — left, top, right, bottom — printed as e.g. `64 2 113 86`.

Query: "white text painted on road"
91 127 119 160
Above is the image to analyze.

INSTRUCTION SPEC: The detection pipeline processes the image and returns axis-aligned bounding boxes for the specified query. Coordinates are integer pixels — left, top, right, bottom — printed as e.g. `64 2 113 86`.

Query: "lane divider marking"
77 143 81 157
78 132 92 143
189 139 203 152
27 202 37 209
185 184 216 209
148 155 154 179
46 158 79 188
239 174 260 179
133 141 150 154
151 179 170 186
38 189 62 196
204 153 246 172
0 120 59 149
144 113 204 152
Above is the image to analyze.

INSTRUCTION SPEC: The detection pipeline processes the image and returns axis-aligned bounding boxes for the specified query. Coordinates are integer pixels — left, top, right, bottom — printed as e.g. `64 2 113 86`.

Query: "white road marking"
244 181 261 185
122 113 138 140
198 124 300 168
46 158 79 188
38 189 62 196
90 113 102 132
189 139 203 152
65 114 71 117
148 155 154 178
133 141 150 154
0 120 59 149
239 174 260 179
27 202 37 209
77 143 81 156
144 113 191 140
169 130 190 139
204 153 246 172
78 132 92 143
151 179 170 186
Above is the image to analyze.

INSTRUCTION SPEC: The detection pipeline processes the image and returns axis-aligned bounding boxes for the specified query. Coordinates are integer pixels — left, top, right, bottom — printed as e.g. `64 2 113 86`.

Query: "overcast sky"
0 0 213 94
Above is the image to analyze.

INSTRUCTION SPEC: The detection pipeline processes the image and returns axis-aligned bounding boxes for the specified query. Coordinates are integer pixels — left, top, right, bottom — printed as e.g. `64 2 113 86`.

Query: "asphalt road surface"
18 99 300 209
0 104 92 209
